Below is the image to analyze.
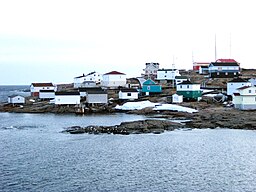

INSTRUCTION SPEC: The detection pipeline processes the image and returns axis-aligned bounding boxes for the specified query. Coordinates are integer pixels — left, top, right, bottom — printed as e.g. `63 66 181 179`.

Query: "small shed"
8 95 25 104
119 88 139 100
54 92 80 105
172 94 183 103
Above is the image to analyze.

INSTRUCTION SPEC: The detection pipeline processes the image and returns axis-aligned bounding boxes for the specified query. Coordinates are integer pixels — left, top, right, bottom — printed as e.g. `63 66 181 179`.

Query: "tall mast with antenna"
229 33 232 58
215 34 217 61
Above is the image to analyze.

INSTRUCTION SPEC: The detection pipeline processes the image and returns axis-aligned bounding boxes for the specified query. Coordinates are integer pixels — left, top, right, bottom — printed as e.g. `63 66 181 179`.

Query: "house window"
165 71 167 73
187 85 190 89
180 85 182 89
147 86 150 90
249 90 252 93
127 93 131 96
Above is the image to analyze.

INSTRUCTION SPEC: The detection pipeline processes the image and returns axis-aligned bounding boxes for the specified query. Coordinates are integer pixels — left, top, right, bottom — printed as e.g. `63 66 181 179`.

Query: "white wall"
87 94 108 104
176 84 201 91
55 95 80 105
39 92 55 99
157 70 180 80
227 82 251 96
8 96 25 104
102 75 126 87
119 91 138 100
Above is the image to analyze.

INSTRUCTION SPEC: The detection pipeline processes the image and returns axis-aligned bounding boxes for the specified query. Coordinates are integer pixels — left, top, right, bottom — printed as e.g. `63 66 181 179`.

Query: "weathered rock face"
62 119 184 135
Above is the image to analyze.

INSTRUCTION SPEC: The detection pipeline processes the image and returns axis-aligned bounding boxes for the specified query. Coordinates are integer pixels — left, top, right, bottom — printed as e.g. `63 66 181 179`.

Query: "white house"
208 60 240 78
30 83 55 97
227 78 251 96
54 92 80 105
142 62 159 79
73 72 102 88
233 86 256 110
172 94 183 103
176 80 202 101
156 69 181 81
119 88 139 100
39 90 55 100
8 95 25 104
102 71 126 88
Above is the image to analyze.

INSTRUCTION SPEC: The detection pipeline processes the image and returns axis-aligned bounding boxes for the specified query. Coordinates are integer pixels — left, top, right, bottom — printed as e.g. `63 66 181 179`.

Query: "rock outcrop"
62 119 184 135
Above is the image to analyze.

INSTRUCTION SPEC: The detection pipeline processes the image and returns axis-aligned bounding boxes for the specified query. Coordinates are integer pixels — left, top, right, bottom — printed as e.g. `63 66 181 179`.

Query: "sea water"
1 86 256 191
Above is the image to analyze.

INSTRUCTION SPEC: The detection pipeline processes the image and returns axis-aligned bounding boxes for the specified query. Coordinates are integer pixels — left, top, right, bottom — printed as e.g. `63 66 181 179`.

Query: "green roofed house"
142 79 162 96
176 80 202 101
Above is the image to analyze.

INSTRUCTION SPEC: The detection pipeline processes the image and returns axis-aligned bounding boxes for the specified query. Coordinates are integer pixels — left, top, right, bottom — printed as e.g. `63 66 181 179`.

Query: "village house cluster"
7 60 256 111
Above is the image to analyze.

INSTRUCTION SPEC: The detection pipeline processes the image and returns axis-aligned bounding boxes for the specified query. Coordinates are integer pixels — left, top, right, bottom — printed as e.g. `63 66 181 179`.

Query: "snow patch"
115 100 198 113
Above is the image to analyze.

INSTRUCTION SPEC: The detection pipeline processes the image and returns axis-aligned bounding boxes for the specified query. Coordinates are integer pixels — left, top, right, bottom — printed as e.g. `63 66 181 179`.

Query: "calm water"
0 85 30 103
1 86 256 191
1 112 256 192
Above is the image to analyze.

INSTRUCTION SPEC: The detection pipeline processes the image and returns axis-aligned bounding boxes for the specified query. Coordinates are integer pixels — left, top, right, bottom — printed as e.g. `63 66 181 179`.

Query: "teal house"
176 80 202 101
142 79 162 95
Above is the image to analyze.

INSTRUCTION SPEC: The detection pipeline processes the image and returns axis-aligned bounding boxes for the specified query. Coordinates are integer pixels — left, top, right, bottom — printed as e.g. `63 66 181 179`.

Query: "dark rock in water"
62 119 183 135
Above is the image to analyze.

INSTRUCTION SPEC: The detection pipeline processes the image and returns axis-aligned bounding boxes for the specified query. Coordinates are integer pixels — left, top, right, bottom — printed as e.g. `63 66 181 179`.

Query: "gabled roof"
237 86 251 90
8 94 24 98
158 68 178 71
119 88 138 93
143 79 157 85
78 87 104 92
175 76 188 79
177 80 193 85
55 92 80 95
210 62 239 67
74 74 85 78
228 78 249 83
31 83 54 87
216 59 237 63
104 71 126 75
87 90 107 94
39 90 55 92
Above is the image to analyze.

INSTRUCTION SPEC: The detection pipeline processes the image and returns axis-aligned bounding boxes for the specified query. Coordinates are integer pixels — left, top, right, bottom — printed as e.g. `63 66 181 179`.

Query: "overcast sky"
0 0 255 85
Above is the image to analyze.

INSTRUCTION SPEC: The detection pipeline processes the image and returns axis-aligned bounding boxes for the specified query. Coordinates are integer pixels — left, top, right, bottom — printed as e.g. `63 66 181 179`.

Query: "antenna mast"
215 34 217 61
229 33 232 58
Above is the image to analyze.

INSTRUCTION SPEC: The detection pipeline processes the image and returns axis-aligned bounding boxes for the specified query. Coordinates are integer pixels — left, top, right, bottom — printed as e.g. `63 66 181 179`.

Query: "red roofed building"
216 59 238 63
193 62 210 72
102 71 127 88
30 83 56 97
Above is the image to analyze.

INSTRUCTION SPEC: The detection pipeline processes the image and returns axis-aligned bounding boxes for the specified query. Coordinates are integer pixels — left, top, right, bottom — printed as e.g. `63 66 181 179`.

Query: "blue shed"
142 79 162 95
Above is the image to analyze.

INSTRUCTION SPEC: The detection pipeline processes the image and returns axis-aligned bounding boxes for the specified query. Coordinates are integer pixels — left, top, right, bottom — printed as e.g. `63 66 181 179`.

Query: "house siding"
87 94 108 104
102 75 126 87
55 95 80 105
176 90 202 100
119 92 138 100
142 85 162 93
227 82 251 96
8 96 25 104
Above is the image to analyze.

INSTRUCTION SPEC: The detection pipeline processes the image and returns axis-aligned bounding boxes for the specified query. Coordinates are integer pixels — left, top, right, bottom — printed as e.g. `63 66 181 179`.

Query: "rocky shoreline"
62 119 184 135
1 101 256 132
